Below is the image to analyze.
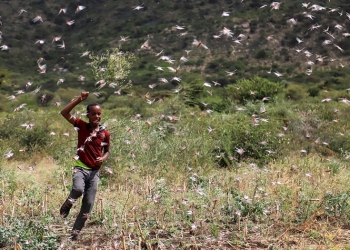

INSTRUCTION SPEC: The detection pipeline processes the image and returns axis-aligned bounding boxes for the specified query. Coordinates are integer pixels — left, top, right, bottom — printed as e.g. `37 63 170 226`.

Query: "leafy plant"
0 218 59 249
89 48 137 89
323 191 350 218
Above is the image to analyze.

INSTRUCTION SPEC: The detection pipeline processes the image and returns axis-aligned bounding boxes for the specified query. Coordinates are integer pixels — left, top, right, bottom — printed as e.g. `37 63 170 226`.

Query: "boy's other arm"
61 92 89 125
95 151 110 167
94 135 110 167
95 142 110 167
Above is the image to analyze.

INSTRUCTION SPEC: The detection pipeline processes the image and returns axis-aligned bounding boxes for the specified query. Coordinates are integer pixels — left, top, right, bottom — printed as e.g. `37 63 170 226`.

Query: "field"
2 1 350 248
1 80 350 249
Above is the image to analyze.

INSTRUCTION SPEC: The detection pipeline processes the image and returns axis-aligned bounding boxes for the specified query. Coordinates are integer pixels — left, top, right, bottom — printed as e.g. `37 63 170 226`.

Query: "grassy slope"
1 0 350 91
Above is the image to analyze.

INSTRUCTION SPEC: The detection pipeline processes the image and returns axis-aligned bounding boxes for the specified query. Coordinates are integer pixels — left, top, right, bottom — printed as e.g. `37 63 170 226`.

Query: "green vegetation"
0 0 350 100
1 76 350 248
89 48 138 87
1 0 350 248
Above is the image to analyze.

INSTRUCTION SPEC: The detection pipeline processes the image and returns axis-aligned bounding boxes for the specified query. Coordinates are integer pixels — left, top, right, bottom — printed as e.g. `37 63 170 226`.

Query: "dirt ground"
55 218 350 249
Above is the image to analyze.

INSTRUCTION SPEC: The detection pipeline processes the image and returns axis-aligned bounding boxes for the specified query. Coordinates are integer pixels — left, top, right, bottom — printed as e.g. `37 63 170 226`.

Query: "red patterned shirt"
74 118 110 170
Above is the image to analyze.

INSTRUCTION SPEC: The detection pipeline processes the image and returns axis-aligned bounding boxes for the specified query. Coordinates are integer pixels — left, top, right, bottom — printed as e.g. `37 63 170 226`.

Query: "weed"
0 218 59 249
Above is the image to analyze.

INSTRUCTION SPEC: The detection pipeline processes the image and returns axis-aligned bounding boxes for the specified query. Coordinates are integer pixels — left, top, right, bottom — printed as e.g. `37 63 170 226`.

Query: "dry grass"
1 151 350 249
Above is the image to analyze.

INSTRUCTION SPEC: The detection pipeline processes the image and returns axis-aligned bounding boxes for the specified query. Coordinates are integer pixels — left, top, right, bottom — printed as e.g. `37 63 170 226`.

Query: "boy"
60 91 110 240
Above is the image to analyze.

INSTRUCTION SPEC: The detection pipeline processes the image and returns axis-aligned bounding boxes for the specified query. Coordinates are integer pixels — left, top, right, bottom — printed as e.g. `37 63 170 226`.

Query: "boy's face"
86 105 102 127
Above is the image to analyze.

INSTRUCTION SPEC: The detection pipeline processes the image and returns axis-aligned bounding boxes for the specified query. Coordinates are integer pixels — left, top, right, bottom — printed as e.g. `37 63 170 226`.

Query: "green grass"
1 81 350 248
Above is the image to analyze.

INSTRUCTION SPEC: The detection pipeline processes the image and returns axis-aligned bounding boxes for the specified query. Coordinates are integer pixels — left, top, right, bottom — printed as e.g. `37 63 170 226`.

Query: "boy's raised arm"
61 92 89 125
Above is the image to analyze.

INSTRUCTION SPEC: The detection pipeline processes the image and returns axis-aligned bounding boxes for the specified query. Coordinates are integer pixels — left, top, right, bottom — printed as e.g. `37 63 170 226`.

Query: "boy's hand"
81 92 89 101
94 157 103 167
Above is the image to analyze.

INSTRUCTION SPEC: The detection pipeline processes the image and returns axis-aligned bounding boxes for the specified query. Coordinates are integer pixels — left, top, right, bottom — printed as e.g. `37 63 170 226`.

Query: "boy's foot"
60 199 73 218
68 230 80 241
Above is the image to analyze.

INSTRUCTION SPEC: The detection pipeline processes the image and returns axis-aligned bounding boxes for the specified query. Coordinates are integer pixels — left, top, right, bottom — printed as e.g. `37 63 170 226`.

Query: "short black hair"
86 103 100 114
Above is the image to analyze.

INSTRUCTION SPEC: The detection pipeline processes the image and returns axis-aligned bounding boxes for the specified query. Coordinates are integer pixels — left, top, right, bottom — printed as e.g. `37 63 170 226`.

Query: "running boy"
59 91 110 240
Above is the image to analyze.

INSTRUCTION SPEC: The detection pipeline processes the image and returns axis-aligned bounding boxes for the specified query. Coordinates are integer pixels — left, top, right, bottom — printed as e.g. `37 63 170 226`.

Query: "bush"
285 84 308 101
0 218 59 249
224 76 283 104
0 111 52 157
323 191 350 218
20 126 51 152
205 61 219 73
308 87 320 97
255 49 268 59
249 20 258 33
214 110 287 166
0 69 13 89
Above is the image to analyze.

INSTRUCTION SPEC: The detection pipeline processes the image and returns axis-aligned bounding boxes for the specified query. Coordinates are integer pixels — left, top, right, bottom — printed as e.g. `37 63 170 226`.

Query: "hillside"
3 1 350 249
0 0 350 108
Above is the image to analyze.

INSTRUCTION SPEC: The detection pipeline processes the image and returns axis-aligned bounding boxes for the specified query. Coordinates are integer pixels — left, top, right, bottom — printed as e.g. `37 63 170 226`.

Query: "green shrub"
214 110 287 166
224 76 283 104
323 191 350 218
307 87 320 97
255 49 268 59
0 111 52 157
0 218 59 249
205 61 219 73
20 126 51 152
285 84 308 101
232 189 269 219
